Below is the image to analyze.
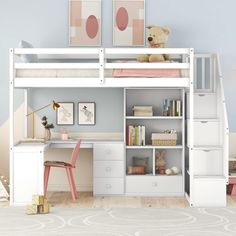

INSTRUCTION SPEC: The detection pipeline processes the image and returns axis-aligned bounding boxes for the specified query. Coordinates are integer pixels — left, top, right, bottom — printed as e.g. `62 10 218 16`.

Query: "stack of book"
127 125 145 146
163 99 182 116
132 106 153 116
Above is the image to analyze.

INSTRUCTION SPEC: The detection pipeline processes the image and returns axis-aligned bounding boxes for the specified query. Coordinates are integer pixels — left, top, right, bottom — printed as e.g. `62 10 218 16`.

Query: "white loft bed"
11 48 193 88
9 47 229 207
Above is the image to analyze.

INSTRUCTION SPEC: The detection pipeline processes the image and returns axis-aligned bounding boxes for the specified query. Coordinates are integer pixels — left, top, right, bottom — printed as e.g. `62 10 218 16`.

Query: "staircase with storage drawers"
185 54 229 207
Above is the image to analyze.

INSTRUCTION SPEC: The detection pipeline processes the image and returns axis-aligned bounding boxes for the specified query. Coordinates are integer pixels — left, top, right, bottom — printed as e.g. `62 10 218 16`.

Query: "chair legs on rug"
44 166 51 196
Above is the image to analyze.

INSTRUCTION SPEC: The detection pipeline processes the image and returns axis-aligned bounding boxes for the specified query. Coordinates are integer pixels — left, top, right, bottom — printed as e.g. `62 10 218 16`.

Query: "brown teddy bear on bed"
137 25 170 62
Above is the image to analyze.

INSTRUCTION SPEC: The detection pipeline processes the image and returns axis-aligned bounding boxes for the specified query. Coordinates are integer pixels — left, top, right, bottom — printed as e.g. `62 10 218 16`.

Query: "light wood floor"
1 192 236 208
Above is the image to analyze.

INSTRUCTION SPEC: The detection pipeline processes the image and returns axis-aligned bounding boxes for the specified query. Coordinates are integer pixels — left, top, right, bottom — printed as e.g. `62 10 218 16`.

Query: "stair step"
192 145 223 150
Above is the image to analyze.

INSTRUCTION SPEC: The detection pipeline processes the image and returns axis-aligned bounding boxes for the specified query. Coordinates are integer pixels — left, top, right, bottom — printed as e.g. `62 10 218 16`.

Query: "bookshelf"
124 88 185 196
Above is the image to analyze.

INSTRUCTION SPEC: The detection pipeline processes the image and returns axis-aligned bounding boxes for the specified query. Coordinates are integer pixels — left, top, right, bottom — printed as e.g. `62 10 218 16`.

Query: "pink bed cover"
112 61 181 78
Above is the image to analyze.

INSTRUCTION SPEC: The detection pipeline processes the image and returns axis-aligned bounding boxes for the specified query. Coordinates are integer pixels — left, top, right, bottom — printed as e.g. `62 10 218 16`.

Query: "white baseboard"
48 184 92 192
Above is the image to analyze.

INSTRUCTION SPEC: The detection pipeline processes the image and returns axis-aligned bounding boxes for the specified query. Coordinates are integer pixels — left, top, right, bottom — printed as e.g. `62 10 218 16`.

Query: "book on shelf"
127 125 145 146
163 99 182 116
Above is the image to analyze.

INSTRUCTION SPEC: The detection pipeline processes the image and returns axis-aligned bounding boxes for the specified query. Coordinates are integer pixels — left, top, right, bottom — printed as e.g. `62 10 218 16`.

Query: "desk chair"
44 140 81 200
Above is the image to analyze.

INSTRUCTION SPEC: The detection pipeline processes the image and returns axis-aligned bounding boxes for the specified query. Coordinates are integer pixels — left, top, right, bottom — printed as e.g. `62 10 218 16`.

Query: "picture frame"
69 0 101 46
78 102 96 125
113 0 145 46
56 102 74 125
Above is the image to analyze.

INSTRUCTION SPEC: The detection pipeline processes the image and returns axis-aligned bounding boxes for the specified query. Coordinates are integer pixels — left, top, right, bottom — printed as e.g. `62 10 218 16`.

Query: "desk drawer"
93 143 124 161
126 176 183 194
94 178 124 195
94 161 124 178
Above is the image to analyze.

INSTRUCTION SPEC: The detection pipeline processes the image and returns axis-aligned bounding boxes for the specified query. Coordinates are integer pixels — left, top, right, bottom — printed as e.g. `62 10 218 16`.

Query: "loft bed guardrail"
11 48 193 88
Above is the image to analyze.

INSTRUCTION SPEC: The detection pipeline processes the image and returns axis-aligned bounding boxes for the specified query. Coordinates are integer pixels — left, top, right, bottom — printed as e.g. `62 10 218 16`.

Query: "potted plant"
41 116 54 140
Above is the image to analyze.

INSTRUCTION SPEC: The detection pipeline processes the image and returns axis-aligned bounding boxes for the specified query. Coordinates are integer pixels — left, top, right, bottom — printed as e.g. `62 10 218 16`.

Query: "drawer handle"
203 150 211 152
106 184 112 189
200 121 208 124
105 167 111 172
105 149 112 155
152 182 158 187
198 94 205 97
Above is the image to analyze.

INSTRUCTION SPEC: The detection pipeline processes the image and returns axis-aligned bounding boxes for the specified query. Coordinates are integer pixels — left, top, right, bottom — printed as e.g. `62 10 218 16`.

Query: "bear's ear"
146 25 156 30
162 27 170 35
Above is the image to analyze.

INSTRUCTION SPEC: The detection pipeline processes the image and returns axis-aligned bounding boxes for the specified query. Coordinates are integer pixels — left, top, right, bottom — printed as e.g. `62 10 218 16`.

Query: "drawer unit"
126 176 183 195
94 161 124 178
187 119 220 146
93 178 124 195
187 93 217 119
193 149 223 176
93 143 124 161
193 178 226 207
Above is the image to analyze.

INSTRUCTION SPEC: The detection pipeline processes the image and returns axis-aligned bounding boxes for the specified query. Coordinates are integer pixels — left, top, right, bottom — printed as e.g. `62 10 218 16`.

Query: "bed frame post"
9 48 14 205
99 48 104 84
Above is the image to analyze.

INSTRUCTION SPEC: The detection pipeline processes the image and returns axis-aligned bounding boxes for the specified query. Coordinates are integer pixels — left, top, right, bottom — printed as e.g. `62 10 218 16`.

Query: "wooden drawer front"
193 150 223 176
187 93 217 119
126 176 183 194
193 179 226 207
94 143 124 161
94 161 124 178
188 120 220 146
94 178 124 195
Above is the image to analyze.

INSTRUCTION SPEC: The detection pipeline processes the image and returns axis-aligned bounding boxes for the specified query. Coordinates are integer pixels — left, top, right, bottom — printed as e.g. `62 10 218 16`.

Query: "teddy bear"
155 151 166 174
137 25 170 62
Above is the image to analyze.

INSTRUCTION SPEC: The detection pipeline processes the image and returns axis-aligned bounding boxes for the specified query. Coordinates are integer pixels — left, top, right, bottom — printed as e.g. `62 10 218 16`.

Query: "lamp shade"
52 101 60 110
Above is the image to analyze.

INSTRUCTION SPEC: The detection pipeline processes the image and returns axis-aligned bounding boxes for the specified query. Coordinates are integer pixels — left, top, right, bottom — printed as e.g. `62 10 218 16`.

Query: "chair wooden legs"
66 167 78 200
44 166 51 196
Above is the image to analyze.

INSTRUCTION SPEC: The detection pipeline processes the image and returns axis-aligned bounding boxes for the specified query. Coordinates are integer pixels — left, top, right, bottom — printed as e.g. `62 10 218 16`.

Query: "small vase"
44 129 51 141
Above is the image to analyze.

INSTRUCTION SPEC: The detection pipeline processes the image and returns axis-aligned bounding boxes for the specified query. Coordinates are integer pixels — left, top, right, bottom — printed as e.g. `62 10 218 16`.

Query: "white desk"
11 139 124 206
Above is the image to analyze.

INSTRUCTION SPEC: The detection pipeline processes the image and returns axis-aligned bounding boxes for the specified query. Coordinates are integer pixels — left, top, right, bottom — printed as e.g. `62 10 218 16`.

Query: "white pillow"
18 40 38 63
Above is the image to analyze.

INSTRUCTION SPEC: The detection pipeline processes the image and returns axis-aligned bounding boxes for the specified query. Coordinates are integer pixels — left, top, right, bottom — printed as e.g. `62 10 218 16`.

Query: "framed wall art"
78 102 96 125
113 0 145 46
69 0 101 46
56 102 74 125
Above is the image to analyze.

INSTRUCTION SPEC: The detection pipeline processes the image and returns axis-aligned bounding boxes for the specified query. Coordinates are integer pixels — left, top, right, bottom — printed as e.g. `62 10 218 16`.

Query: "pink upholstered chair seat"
44 140 81 201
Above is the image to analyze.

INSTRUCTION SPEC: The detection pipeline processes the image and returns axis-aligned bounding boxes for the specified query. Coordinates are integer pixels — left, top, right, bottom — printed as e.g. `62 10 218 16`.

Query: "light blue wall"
1 0 236 130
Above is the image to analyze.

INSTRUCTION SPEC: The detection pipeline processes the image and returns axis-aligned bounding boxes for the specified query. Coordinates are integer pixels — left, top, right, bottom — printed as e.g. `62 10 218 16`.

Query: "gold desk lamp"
26 100 60 139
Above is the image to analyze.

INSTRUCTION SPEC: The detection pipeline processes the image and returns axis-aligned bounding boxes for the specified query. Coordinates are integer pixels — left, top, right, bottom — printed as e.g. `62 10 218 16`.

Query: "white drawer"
94 161 124 178
193 178 226 207
187 120 220 146
187 93 217 119
126 176 183 194
93 143 124 161
93 178 124 195
193 149 223 176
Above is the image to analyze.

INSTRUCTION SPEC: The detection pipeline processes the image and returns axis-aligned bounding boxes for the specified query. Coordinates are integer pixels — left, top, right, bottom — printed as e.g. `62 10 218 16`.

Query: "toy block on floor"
26 195 50 215
26 204 38 215
38 204 50 214
32 195 44 205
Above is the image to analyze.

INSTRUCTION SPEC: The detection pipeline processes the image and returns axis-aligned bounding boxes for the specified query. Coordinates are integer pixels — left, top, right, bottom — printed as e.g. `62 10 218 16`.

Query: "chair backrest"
70 140 81 168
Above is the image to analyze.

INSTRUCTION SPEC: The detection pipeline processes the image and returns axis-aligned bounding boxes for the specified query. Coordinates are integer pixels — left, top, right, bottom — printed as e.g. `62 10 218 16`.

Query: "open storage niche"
126 149 153 175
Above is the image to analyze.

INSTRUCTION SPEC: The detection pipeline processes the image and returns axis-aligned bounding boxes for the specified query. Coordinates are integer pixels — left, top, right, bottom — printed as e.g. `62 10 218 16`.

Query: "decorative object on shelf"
78 102 96 125
155 151 166 175
165 166 180 175
69 0 101 46
151 130 177 146
128 156 149 175
137 25 170 62
56 102 74 125
127 125 145 146
163 99 182 116
127 166 145 175
41 116 54 141
26 195 50 215
0 174 9 202
113 0 145 46
132 105 153 116
26 100 60 139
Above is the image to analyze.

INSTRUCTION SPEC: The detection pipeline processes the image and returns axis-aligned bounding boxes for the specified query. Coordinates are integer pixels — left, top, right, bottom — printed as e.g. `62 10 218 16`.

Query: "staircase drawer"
193 178 226 207
93 143 124 161
187 93 217 119
193 149 223 176
188 120 220 146
93 178 124 195
94 161 124 178
126 176 183 195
